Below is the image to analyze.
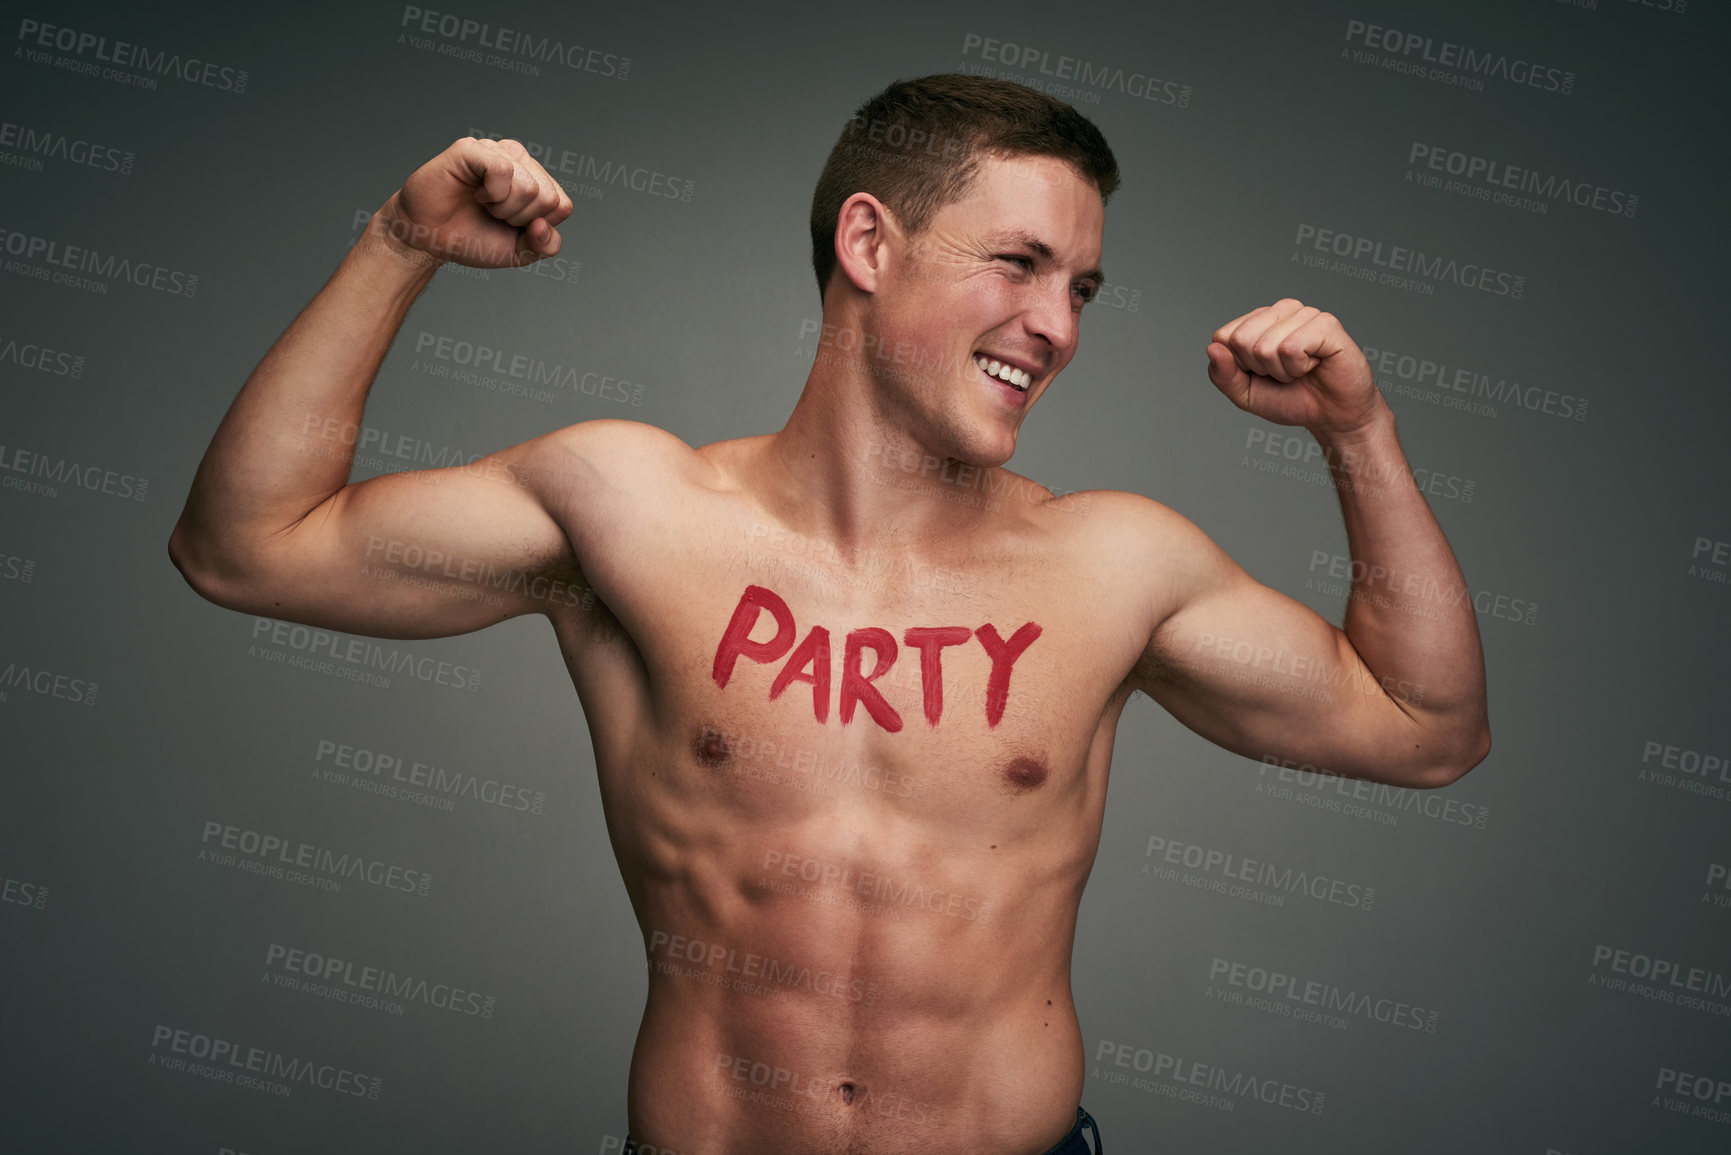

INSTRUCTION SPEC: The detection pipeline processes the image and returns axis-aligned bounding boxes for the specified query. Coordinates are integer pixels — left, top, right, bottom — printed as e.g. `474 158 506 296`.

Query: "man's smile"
973 351 1037 392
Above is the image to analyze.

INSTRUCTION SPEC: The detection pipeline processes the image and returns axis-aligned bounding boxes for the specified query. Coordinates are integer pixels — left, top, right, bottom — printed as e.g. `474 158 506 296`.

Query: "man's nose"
1023 278 1078 353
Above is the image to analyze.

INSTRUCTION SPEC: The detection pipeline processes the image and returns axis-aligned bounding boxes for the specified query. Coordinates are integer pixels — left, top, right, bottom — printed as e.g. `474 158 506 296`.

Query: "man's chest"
587 515 1141 773
627 584 1123 844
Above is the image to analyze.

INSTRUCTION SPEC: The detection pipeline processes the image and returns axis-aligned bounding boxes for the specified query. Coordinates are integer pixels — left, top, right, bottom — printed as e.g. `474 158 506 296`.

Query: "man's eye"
1074 283 1099 304
998 255 1034 271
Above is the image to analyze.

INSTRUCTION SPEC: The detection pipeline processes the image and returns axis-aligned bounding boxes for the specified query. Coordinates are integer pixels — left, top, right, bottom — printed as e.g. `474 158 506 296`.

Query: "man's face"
865 152 1106 468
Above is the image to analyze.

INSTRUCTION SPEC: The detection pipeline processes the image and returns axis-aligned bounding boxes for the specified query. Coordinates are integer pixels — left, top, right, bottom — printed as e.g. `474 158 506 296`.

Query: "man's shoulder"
529 419 729 493
1038 487 1234 582
539 417 700 460
1030 485 1199 541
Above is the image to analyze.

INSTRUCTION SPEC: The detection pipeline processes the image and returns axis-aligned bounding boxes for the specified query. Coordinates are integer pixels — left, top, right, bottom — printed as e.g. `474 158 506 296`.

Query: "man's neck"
753 343 1006 556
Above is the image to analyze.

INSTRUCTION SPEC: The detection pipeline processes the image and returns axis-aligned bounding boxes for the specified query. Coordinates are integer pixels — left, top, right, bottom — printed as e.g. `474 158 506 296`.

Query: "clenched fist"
1205 299 1382 435
374 137 573 268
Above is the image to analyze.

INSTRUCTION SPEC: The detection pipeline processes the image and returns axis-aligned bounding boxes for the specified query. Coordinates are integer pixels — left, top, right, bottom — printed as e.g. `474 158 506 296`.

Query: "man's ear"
833 192 895 295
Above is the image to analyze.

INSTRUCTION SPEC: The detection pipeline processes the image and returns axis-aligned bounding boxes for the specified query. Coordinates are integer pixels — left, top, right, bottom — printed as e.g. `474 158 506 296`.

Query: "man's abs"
608 710 1113 1155
541 435 1145 1152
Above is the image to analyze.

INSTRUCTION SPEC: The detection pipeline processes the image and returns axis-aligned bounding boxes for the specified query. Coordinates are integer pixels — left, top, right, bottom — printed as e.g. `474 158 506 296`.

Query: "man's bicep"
225 429 586 639
1132 536 1417 774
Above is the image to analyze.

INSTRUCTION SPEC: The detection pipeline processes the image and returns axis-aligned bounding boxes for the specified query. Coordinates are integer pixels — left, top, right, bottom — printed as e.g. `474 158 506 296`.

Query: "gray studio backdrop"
3 0 1727 1151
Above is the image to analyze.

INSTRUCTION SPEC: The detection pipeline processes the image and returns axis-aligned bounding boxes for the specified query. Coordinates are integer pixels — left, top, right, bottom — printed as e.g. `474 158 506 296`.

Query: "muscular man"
169 75 1489 1154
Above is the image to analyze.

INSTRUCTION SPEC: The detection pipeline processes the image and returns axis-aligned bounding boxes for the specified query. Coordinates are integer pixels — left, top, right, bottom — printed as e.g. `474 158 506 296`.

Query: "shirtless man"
168 75 1489 1155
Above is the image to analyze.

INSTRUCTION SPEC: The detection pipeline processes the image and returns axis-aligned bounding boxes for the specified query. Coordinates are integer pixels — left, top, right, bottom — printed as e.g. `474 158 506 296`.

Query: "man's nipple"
1001 755 1048 793
693 726 731 768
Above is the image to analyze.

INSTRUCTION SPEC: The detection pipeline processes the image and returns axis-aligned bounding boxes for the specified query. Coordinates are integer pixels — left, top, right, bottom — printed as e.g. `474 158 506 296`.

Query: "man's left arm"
1130 299 1491 789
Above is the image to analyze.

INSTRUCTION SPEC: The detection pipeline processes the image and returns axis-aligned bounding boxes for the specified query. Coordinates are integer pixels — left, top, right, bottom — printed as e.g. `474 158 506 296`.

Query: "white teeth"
975 354 1030 391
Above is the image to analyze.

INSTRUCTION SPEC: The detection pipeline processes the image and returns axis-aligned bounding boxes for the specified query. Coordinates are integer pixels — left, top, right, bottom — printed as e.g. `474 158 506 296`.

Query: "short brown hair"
810 74 1120 301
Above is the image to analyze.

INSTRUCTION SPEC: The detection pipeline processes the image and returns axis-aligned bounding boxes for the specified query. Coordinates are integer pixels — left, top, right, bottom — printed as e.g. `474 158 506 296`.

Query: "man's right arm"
168 138 585 639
